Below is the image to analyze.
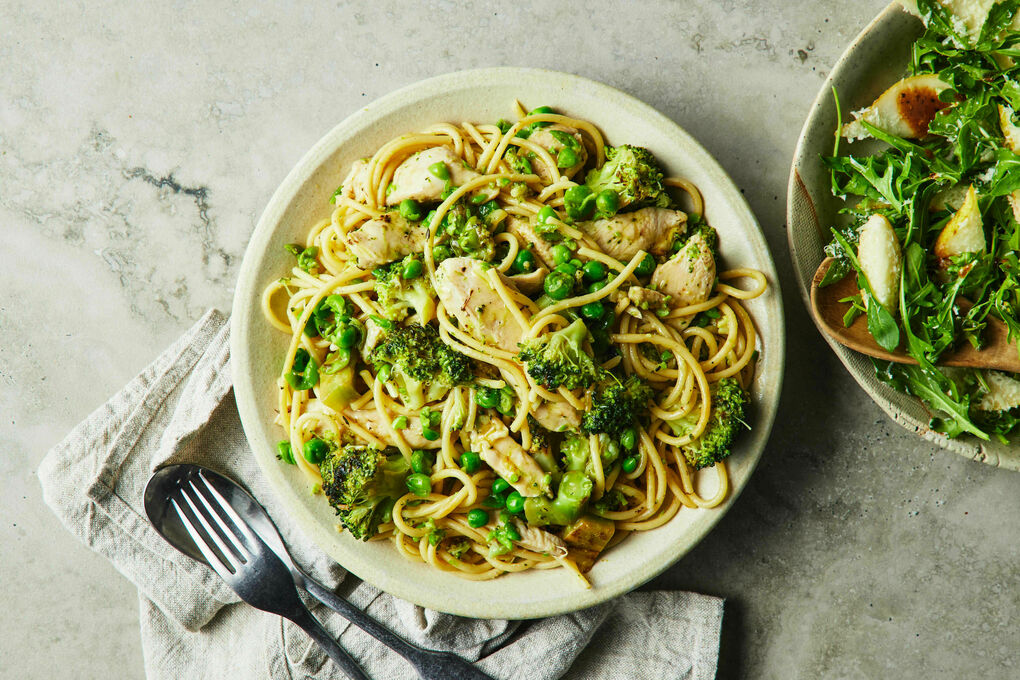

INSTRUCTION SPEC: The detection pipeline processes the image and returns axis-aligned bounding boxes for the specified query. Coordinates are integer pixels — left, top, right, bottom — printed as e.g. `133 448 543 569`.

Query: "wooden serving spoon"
810 257 1020 373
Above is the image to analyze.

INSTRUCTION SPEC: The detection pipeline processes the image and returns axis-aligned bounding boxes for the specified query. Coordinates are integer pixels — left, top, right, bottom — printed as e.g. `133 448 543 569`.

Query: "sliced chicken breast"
343 212 427 268
386 146 480 206
344 409 437 450
581 207 687 262
435 257 526 352
531 400 581 432
651 232 716 307
338 158 372 204
512 519 568 557
470 419 551 498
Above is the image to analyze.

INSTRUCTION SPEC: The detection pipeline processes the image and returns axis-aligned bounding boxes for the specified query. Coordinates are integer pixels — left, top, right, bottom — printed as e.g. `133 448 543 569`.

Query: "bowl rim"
232 66 787 618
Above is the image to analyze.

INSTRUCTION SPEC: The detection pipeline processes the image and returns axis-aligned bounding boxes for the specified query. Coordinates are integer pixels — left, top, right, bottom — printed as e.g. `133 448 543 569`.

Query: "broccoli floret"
581 374 653 436
592 488 627 515
434 202 497 262
372 256 436 323
319 445 410 540
517 319 601 390
673 215 719 259
522 470 593 527
584 145 672 213
370 323 474 409
666 378 750 469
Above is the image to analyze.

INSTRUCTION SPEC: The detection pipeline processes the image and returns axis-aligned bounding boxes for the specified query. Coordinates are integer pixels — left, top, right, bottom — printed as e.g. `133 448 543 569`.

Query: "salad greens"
822 0 1020 442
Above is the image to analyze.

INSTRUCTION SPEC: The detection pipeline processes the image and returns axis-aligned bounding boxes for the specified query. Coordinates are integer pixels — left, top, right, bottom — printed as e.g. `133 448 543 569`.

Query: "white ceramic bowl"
232 67 785 618
787 3 1020 471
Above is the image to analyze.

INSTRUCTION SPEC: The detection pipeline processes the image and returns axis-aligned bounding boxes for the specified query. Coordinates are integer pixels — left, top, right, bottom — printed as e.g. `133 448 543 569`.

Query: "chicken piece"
337 158 372 204
435 257 526 352
562 515 616 573
386 146 480 206
503 264 549 297
581 207 687 262
344 409 437 449
343 212 427 268
651 232 716 307
531 400 581 432
512 519 568 558
470 419 550 497
504 217 559 269
627 286 669 309
526 124 588 181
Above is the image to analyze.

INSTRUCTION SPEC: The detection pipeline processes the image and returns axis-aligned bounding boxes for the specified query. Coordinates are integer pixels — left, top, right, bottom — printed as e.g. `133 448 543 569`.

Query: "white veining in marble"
2 1 1017 678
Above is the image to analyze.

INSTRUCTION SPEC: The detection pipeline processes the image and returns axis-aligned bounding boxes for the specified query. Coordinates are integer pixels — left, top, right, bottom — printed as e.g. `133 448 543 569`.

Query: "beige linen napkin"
39 309 724 680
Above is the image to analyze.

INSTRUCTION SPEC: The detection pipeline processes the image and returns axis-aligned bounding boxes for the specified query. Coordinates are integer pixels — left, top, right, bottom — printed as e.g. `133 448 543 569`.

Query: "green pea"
398 198 423 221
512 249 536 274
440 186 455 200
460 451 481 474
303 438 329 464
555 262 577 276
606 440 621 460
581 301 605 320
337 323 362 348
537 206 557 224
557 147 579 168
621 455 640 474
596 189 619 216
428 161 450 181
277 441 296 465
482 494 505 509
392 415 409 430
432 244 452 262
551 244 572 265
406 473 432 497
564 185 595 219
505 491 525 514
620 427 638 451
422 427 440 441
568 258 583 269
402 258 423 280
497 390 515 415
583 260 607 282
475 388 499 409
467 508 489 528
322 348 351 373
635 253 656 277
544 271 574 300
504 522 521 541
411 450 434 475
528 105 554 116
492 478 511 496
588 280 608 294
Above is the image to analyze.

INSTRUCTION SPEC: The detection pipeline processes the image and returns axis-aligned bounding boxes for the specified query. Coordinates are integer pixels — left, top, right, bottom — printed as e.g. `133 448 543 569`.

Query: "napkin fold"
39 309 723 680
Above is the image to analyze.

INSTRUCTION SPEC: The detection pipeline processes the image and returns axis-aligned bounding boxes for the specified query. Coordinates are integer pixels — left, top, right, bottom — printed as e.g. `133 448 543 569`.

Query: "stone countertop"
3 1 1017 678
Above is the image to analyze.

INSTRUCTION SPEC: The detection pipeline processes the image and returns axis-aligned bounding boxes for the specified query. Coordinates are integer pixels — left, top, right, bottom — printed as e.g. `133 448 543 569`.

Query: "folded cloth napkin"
39 309 724 680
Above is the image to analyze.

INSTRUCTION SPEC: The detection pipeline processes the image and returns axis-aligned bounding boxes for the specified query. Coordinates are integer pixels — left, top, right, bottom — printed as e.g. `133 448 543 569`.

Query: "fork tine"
178 487 242 571
194 472 261 548
171 498 234 579
186 478 251 561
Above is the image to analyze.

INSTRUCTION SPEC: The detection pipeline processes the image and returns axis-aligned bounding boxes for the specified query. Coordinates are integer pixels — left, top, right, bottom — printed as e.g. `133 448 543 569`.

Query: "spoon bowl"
809 257 1020 373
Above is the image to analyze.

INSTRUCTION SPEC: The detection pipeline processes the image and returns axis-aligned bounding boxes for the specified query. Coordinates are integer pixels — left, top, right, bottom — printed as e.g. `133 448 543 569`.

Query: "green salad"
822 0 1020 441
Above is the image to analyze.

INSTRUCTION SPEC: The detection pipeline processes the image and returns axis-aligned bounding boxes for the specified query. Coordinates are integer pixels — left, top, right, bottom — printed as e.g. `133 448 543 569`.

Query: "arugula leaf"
830 228 901 352
978 0 1020 48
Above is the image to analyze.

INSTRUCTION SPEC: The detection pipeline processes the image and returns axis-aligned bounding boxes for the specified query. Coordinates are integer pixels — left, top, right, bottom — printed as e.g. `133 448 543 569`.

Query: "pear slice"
842 74 950 141
857 214 902 312
934 185 986 263
996 104 1020 223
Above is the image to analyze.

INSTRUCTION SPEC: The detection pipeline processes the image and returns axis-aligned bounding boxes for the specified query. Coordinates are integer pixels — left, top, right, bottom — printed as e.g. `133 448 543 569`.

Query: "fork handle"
302 575 494 680
286 605 371 680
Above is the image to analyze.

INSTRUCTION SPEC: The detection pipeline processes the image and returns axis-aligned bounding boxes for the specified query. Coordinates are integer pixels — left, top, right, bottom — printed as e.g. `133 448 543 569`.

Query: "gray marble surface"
3 1 1017 678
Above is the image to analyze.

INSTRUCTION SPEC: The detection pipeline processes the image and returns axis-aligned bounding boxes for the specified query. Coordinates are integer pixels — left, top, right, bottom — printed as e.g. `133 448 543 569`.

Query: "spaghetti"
262 101 767 584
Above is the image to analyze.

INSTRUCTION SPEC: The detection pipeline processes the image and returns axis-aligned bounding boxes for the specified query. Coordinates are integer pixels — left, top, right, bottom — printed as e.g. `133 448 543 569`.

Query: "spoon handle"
286 605 371 680
302 574 494 680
